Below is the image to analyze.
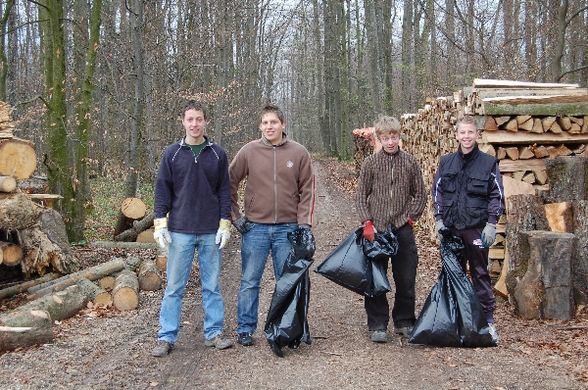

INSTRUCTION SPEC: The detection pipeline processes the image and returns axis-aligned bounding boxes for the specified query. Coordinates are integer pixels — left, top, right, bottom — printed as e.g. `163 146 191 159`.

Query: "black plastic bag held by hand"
408 230 495 348
264 228 314 357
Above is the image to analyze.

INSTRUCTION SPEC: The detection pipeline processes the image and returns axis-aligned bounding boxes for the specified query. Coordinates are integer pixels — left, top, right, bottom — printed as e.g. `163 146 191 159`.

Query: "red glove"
363 220 375 241
407 217 415 226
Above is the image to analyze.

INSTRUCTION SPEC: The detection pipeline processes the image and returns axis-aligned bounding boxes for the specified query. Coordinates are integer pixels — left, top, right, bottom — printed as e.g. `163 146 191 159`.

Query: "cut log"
0 241 23 266
482 100 588 116
545 156 588 203
516 115 532 125
557 116 572 131
530 144 550 158
125 256 143 272
522 172 536 184
504 119 519 132
19 208 79 276
513 231 575 320
136 228 155 243
572 144 586 154
569 123 582 134
112 269 139 311
0 309 53 353
0 273 60 300
547 121 563 134
482 131 588 145
0 192 43 231
505 194 550 298
518 146 534 160
155 254 166 273
512 171 525 181
531 118 543 133
28 194 63 209
572 200 588 305
0 138 37 180
494 116 511 127
17 175 48 194
98 275 115 291
518 118 534 132
494 250 510 298
114 212 154 242
15 284 91 321
542 117 556 132
544 202 573 233
0 175 16 192
505 147 519 160
76 279 112 307
583 116 588 133
535 169 548 185
496 147 507 160
484 116 498 131
28 258 125 297
137 260 162 291
547 144 572 158
121 197 147 220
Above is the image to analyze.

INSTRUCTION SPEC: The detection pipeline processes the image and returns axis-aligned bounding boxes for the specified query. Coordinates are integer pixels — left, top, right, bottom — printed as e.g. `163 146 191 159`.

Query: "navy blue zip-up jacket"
432 144 504 230
154 136 231 234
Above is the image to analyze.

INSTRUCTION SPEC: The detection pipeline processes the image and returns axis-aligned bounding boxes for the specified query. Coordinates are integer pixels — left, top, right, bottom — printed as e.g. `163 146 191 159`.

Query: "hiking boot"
394 326 413 338
204 335 234 350
237 332 254 346
488 324 499 345
370 330 388 343
151 340 173 357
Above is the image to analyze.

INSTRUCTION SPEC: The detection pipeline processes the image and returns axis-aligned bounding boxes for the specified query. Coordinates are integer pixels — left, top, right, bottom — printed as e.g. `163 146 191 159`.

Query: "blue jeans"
237 223 297 334
158 232 225 343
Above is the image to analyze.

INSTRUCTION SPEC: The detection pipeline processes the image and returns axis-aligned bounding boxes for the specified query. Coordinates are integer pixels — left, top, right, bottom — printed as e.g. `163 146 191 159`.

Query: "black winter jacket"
432 145 504 230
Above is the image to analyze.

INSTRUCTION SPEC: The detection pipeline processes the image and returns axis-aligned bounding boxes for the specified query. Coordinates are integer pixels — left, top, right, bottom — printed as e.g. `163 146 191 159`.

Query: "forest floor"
1 155 587 390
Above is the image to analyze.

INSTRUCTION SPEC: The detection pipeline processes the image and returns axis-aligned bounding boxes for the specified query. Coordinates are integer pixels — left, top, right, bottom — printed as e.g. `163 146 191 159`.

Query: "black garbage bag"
315 227 391 297
264 228 314 357
408 230 495 348
363 229 399 260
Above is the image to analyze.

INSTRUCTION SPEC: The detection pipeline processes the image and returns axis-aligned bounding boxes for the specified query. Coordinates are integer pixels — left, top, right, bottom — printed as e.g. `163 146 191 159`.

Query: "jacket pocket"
442 173 457 193
466 173 488 196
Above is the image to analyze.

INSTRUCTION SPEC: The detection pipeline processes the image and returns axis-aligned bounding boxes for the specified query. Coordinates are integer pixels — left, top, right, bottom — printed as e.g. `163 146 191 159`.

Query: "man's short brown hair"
183 100 208 120
373 115 401 138
261 103 285 124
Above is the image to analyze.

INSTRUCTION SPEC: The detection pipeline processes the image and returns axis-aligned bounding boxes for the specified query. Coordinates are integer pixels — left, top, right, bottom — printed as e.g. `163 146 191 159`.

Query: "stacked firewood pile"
0 255 164 353
352 79 588 317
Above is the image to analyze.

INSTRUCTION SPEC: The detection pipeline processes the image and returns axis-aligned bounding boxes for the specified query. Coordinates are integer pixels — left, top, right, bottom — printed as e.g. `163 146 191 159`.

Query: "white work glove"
153 217 172 251
215 219 231 249
435 220 446 242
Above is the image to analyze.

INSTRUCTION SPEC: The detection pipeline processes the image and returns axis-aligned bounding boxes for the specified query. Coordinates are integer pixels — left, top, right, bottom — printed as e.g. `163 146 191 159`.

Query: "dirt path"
0 156 586 389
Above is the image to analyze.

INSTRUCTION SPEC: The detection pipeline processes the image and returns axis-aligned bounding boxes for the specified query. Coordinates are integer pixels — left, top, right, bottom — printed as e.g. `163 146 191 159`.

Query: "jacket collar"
178 135 213 148
458 143 479 160
260 132 288 147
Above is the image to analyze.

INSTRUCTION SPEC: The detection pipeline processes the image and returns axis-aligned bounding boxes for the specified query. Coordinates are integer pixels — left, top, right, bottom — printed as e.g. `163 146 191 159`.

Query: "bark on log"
0 309 53 353
76 279 112 307
513 231 575 320
89 241 158 250
137 260 162 291
20 209 80 276
505 194 549 298
125 256 142 272
17 175 48 194
545 156 588 203
0 192 43 230
0 241 23 266
28 258 125 299
113 212 154 242
15 284 91 322
112 270 139 311
0 138 37 180
0 175 16 192
572 200 588 305
0 272 60 300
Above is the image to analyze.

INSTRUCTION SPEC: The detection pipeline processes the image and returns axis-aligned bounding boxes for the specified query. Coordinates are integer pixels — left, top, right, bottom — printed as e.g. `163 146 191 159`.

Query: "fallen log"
0 138 37 180
89 241 158 250
0 192 43 231
15 284 91 322
113 212 154 242
28 258 126 299
112 269 139 311
0 309 53 353
77 279 112 307
155 254 166 273
138 260 162 291
0 272 60 300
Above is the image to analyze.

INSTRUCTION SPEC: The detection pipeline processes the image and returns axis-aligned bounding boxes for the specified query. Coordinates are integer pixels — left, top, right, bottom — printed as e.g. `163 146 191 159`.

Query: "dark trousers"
451 227 496 323
364 224 418 330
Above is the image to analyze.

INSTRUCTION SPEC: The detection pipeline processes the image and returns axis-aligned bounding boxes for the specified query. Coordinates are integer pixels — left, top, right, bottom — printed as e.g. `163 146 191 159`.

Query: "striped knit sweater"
356 149 427 231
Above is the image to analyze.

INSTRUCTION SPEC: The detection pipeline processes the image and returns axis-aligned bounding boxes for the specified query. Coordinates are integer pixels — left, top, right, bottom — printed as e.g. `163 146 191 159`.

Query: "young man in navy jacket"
151 101 233 357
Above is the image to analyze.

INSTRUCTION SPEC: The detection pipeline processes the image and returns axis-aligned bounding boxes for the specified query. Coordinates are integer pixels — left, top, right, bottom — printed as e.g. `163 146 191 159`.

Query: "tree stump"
112 270 139 311
544 156 588 203
572 200 588 305
137 260 162 291
513 231 576 320
505 194 549 297
0 309 53 353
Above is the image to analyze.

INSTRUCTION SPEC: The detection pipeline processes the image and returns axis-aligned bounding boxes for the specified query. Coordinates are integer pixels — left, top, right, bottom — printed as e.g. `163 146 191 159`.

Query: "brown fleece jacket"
356 148 426 231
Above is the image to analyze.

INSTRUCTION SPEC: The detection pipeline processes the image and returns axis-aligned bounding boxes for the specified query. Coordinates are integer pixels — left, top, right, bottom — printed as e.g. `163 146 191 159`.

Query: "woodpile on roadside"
352 79 588 319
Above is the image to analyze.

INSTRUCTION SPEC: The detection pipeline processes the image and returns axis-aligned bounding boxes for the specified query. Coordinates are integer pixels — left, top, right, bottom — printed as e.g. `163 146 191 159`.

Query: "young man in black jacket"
432 115 504 343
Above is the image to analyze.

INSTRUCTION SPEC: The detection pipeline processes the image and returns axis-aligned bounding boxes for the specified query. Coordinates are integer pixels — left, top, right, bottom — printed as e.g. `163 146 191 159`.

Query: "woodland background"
1 0 588 242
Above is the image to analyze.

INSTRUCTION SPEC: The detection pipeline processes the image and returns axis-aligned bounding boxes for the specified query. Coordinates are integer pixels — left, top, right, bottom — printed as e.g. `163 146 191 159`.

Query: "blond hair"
373 115 401 138
456 115 477 131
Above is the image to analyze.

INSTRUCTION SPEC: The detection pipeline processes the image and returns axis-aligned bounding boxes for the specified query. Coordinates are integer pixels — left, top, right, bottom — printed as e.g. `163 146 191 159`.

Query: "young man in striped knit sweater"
356 115 427 343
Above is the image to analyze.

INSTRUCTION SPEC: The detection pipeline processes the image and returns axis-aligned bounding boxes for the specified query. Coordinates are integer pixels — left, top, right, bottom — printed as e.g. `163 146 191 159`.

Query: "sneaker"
204 335 234 350
370 330 388 343
394 326 413 338
151 340 173 357
488 324 499 345
237 332 254 346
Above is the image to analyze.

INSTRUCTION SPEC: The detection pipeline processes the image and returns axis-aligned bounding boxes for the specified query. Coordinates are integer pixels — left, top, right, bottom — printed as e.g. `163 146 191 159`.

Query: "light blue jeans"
237 223 297 335
158 232 225 343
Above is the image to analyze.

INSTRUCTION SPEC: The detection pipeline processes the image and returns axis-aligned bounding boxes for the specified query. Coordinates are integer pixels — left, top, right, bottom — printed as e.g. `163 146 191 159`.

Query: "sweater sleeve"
356 158 373 223
154 150 173 219
487 161 504 224
229 147 247 221
217 148 231 220
296 150 316 226
407 159 427 221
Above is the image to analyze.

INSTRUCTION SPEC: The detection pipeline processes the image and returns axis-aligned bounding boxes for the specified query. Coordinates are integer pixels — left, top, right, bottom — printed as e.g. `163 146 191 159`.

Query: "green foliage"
84 177 155 241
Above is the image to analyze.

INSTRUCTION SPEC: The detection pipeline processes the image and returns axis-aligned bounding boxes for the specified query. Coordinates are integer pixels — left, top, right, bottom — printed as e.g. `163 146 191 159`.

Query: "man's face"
455 123 479 153
260 112 285 145
183 109 207 144
379 132 400 154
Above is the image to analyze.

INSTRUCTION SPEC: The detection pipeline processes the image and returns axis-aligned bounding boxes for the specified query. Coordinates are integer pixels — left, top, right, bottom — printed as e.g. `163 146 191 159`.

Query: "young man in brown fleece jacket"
229 103 316 347
356 115 426 343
